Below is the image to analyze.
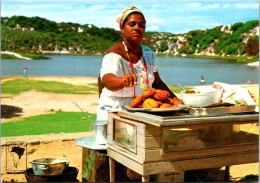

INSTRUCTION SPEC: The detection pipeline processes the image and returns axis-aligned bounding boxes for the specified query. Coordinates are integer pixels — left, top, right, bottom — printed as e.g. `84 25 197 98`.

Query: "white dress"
97 45 158 120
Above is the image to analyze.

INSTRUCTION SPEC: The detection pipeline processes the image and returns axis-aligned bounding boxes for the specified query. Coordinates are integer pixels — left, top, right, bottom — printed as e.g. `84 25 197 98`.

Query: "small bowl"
180 88 223 107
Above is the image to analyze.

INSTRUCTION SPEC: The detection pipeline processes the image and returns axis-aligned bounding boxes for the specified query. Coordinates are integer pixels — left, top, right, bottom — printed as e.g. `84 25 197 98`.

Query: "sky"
1 0 259 34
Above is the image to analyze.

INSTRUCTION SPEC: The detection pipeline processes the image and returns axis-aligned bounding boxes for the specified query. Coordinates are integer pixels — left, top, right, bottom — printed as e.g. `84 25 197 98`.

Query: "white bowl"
180 88 223 107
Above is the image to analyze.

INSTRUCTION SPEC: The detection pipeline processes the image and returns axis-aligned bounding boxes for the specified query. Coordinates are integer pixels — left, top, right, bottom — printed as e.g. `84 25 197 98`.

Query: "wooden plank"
117 111 259 127
107 148 144 175
109 158 115 182
107 144 144 164
142 175 150 182
160 114 259 126
143 161 176 175
168 151 259 172
161 144 259 161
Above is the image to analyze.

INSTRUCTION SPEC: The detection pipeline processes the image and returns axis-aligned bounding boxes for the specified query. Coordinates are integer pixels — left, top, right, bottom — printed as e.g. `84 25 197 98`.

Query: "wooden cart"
107 108 259 182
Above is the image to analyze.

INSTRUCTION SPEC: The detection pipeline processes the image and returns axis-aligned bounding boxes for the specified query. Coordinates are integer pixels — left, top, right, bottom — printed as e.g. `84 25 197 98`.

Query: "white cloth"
213 82 256 106
97 45 158 120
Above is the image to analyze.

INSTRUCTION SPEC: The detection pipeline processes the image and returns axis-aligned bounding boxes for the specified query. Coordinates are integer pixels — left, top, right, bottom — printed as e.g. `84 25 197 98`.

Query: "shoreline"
1 75 258 87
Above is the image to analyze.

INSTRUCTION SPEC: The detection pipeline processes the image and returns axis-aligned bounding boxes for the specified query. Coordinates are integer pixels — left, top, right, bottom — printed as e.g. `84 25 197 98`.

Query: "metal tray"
124 104 187 113
75 136 107 150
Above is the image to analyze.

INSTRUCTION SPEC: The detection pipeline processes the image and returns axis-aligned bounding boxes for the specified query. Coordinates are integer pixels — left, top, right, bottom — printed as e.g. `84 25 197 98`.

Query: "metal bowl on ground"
24 167 78 182
180 88 223 107
30 158 69 176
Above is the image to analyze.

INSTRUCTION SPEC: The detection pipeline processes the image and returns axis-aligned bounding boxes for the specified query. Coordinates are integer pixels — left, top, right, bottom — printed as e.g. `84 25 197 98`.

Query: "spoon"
72 101 95 124
178 83 187 91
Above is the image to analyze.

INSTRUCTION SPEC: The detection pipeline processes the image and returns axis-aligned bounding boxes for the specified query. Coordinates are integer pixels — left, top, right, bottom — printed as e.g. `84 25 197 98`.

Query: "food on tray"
160 103 172 108
164 97 174 105
154 89 170 101
129 95 143 108
129 88 184 108
173 97 184 105
184 89 196 94
143 98 159 108
142 88 156 98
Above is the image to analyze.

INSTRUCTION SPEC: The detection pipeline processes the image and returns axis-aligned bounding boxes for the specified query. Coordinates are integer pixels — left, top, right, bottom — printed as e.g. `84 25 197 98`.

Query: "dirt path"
1 76 259 182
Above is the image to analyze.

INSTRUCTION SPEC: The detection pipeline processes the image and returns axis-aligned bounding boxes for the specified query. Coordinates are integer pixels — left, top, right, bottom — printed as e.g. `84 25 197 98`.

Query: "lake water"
1 55 259 86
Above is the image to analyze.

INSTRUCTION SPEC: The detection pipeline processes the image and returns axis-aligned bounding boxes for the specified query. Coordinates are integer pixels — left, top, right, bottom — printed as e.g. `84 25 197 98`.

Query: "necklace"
122 41 149 98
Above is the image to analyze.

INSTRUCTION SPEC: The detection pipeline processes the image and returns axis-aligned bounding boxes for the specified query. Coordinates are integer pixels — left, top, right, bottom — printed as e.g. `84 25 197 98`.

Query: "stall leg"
109 157 115 182
225 166 230 181
142 175 150 182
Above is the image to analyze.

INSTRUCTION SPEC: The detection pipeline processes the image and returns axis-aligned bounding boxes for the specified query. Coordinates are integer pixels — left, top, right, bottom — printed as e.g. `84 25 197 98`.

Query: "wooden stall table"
107 106 259 182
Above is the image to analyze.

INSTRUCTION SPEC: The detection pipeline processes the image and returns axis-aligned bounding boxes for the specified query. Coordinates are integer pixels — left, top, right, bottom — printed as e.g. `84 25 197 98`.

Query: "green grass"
1 112 96 137
156 53 258 63
168 86 193 93
19 53 50 59
1 54 20 59
1 78 98 95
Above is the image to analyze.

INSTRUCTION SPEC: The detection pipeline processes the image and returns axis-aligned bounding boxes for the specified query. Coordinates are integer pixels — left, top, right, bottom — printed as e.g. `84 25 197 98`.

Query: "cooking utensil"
72 101 94 124
25 167 78 182
180 88 223 107
30 158 69 176
72 101 107 145
178 83 187 91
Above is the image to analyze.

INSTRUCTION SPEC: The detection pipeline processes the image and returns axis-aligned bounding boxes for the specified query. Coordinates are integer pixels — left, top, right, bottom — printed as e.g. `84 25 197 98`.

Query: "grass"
1 54 20 59
1 53 50 60
19 53 50 59
156 53 258 63
1 112 96 137
168 86 193 94
1 78 98 95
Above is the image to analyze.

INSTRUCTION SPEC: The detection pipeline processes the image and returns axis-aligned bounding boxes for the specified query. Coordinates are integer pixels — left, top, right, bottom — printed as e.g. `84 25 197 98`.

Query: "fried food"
129 95 143 108
164 97 174 105
154 89 170 101
142 98 159 108
184 89 196 94
156 100 163 106
160 103 172 108
173 97 184 105
142 88 156 98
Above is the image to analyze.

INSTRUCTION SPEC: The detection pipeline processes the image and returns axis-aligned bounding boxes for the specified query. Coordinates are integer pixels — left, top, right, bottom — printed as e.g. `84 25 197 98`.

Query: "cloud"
234 3 259 9
146 17 164 24
147 25 159 31
204 4 220 9
223 4 231 8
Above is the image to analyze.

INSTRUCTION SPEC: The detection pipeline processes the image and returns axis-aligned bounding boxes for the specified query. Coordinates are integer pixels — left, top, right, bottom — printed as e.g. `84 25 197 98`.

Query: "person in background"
200 75 205 85
247 80 253 84
24 68 28 77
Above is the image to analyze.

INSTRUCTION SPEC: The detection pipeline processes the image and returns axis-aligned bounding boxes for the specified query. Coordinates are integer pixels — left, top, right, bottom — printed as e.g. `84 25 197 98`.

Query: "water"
1 55 259 86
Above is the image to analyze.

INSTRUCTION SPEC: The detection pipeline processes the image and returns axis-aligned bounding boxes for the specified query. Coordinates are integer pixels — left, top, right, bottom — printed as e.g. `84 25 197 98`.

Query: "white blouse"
97 45 158 120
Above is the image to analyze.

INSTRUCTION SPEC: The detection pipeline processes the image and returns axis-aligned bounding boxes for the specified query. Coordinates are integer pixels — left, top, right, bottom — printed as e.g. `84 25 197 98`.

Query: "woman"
97 6 182 120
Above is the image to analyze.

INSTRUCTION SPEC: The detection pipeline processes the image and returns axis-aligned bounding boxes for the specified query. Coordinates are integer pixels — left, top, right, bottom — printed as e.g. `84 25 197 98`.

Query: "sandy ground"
1 76 259 182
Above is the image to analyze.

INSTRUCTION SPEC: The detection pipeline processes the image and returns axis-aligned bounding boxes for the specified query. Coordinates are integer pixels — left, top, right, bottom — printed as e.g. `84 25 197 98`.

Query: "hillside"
1 16 259 58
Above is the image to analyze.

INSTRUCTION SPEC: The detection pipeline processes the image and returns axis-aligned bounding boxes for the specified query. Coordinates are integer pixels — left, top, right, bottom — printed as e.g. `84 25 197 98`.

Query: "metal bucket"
94 120 108 145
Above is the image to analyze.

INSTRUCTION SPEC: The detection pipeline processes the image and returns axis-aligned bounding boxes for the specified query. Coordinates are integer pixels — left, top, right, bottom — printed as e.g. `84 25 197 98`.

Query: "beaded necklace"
122 41 149 98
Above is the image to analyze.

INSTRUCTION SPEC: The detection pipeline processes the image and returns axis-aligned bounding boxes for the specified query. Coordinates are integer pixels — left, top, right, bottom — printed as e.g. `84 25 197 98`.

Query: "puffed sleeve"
100 53 124 80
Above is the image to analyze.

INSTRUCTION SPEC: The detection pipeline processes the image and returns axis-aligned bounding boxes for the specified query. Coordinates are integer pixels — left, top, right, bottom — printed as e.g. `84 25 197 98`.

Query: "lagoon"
1 55 259 86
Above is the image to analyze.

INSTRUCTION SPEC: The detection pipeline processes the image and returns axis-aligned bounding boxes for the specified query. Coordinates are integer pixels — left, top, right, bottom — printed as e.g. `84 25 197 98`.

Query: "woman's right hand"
121 73 137 88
